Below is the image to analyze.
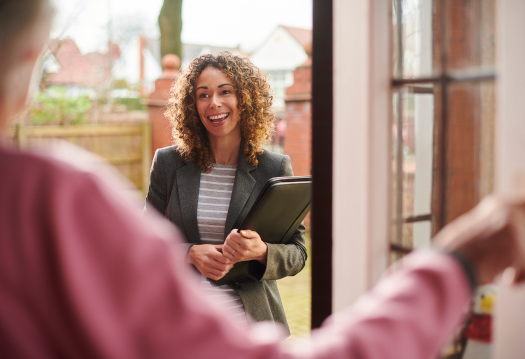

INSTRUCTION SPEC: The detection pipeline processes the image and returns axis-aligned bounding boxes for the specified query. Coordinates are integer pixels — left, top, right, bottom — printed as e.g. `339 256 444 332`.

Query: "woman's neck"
208 135 241 165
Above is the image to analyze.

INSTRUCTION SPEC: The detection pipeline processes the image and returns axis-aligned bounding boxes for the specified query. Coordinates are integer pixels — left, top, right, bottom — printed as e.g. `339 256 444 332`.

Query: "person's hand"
434 195 525 285
222 229 268 265
187 244 235 281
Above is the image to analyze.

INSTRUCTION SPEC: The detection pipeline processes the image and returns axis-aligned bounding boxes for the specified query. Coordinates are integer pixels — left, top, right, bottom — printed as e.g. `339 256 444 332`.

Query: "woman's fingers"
239 229 260 239
223 229 267 264
207 249 234 267
207 257 235 280
188 244 234 277
207 258 232 272
222 240 241 262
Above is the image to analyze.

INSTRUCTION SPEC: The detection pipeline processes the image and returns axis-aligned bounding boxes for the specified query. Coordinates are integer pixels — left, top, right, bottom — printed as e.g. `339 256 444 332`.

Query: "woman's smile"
208 112 230 125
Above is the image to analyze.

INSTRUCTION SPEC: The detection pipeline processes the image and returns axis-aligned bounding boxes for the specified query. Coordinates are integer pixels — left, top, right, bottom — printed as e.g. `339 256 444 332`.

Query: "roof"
281 26 312 50
46 39 96 87
85 43 121 82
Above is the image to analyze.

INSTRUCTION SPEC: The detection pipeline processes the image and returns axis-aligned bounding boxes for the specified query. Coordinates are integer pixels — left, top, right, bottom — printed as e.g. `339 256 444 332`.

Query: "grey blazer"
144 145 307 335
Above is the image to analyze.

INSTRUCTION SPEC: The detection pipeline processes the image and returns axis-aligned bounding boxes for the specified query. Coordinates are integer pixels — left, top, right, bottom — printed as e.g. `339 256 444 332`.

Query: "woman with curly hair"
144 52 307 335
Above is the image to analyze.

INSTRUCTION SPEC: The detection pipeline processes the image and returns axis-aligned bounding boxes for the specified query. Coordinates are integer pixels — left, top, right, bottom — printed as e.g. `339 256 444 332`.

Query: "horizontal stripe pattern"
197 164 236 244
197 163 247 323
200 278 247 324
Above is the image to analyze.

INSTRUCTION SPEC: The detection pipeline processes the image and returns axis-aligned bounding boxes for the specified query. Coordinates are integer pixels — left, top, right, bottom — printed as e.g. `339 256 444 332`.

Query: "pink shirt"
0 145 471 359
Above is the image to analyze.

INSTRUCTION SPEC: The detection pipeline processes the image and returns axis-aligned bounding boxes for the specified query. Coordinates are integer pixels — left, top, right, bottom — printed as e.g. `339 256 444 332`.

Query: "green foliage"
29 87 92 125
115 97 146 111
159 0 183 59
112 78 130 89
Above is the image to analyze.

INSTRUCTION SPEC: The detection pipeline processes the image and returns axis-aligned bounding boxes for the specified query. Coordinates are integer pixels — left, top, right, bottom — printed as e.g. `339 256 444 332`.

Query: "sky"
51 0 313 54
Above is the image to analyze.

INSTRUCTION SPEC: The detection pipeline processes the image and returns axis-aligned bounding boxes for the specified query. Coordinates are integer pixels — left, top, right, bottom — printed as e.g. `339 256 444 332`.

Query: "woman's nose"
210 94 222 109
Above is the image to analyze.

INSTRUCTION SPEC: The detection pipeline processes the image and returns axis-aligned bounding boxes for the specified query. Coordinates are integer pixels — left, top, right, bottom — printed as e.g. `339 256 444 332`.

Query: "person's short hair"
165 52 276 171
0 0 51 86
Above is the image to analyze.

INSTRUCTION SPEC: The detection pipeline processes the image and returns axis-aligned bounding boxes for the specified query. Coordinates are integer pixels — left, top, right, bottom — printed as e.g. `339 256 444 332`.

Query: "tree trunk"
158 0 183 59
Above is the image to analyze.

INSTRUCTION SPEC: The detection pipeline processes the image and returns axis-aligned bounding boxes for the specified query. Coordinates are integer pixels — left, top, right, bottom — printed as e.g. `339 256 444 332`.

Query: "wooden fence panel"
9 124 151 196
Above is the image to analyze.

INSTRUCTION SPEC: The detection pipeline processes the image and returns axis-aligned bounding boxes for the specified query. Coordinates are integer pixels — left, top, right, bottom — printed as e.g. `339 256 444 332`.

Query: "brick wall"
145 55 180 159
284 59 312 177
284 59 312 229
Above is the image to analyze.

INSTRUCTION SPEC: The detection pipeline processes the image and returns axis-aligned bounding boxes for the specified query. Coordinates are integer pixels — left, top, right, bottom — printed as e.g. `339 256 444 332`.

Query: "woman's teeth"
209 113 228 123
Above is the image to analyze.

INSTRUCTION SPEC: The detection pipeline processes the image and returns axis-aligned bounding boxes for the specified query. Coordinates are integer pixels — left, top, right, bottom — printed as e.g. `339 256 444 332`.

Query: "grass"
277 236 311 341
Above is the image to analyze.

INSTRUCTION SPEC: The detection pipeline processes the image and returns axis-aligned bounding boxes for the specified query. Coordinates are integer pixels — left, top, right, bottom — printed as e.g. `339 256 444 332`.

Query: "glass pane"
392 86 434 247
392 1 399 76
413 220 431 249
403 86 434 218
393 0 435 78
402 223 413 249
441 81 496 223
445 0 496 73
391 91 401 244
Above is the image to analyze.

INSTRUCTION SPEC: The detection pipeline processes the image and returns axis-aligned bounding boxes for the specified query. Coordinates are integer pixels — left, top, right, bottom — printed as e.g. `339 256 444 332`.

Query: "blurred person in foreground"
143 52 307 333
2 0 525 358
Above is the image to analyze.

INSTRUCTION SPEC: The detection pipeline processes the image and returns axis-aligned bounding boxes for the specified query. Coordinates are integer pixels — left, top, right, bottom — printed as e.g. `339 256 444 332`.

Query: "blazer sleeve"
144 149 194 257
247 155 308 281
144 149 167 216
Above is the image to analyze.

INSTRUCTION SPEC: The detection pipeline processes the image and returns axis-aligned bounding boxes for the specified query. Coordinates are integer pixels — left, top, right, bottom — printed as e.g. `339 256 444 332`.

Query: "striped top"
197 164 247 324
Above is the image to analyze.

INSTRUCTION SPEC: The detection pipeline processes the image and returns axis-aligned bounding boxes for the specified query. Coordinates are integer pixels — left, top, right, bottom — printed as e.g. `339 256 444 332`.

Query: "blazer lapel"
177 160 202 244
224 150 256 237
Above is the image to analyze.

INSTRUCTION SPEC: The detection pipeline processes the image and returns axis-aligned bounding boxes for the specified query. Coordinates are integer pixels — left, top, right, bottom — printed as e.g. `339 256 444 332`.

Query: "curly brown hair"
165 52 276 172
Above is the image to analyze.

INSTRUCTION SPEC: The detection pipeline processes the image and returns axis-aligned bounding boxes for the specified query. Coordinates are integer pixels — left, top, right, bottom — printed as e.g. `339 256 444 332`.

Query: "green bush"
29 87 92 125
115 97 146 111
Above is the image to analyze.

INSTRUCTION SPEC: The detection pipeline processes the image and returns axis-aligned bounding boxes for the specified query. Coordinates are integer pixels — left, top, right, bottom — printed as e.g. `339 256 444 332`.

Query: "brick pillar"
144 54 180 159
284 58 312 230
284 58 312 177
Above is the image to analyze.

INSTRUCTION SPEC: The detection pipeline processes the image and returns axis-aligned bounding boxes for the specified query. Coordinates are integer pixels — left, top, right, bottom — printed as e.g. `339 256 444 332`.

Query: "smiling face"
195 66 241 144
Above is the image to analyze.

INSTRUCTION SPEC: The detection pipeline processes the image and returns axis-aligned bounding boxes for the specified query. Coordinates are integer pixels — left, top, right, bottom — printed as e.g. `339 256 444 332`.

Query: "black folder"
211 176 312 285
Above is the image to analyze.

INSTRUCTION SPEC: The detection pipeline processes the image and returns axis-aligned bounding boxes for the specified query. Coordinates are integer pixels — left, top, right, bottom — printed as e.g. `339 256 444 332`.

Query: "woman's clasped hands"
187 244 234 281
223 229 268 265
187 230 268 281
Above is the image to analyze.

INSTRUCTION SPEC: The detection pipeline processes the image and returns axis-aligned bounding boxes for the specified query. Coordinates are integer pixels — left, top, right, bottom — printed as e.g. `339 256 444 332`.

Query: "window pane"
392 86 434 247
413 220 431 249
393 0 435 78
394 0 496 77
432 81 496 225
445 0 496 73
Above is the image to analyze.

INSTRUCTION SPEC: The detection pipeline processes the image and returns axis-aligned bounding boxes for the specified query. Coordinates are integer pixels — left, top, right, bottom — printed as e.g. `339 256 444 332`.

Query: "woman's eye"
199 93 209 98
221 90 231 95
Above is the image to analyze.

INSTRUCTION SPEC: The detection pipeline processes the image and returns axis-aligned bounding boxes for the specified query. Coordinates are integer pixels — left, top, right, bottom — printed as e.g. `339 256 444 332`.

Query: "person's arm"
282 251 472 359
38 166 469 359
39 163 525 359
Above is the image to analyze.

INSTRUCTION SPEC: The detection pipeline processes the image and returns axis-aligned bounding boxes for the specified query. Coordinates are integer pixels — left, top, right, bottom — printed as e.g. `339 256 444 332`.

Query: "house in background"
43 39 122 98
43 39 97 97
85 43 121 88
249 25 312 111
